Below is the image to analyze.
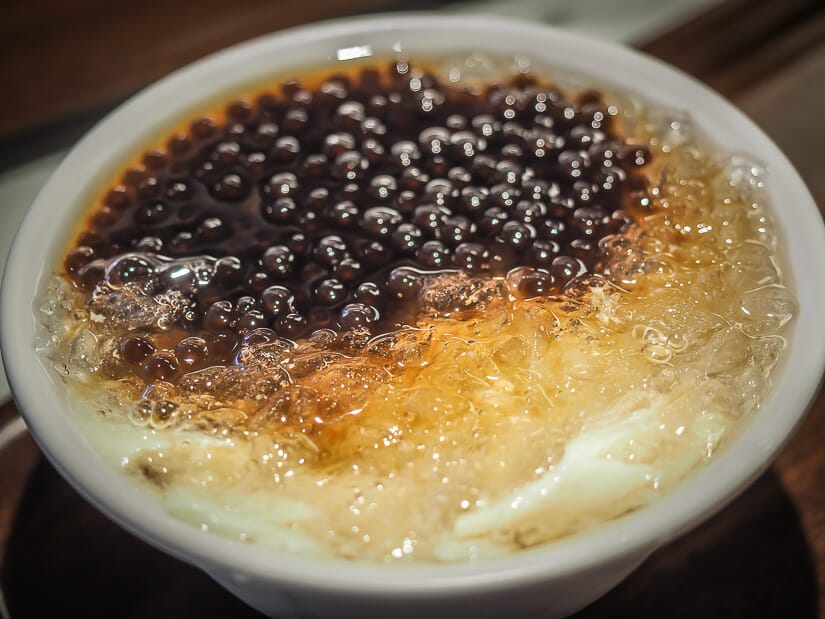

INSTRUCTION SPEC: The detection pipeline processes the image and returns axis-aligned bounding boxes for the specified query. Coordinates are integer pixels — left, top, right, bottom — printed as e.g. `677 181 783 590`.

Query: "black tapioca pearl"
416 240 451 269
208 331 239 359
283 108 309 134
205 300 234 331
572 206 610 236
166 179 193 203
263 171 299 198
176 337 209 366
261 245 295 279
506 266 555 299
262 197 298 224
318 79 349 105
479 206 509 236
141 351 180 382
242 328 279 347
391 223 424 255
166 133 192 157
328 201 359 228
438 215 475 246
273 136 301 162
340 303 378 330
389 140 421 169
362 207 403 239
212 256 243 289
65 246 96 274
135 236 163 253
333 257 363 283
137 176 161 200
237 309 267 332
419 126 451 157
142 150 168 171
332 151 368 181
191 117 218 140
211 141 241 167
314 236 348 267
399 167 430 193
623 145 651 168
76 260 106 289
211 173 249 201
557 150 589 180
447 166 472 188
121 168 147 188
314 277 347 306
354 281 385 307
489 183 521 209
335 101 366 130
197 217 228 243
324 132 357 159
569 238 597 262
285 232 310 258
453 242 488 273
253 122 280 148
302 154 329 179
499 221 536 252
527 239 561 267
358 240 391 268
367 175 398 203
261 285 295 318
459 186 488 215
551 255 584 288
515 200 547 224
120 335 156 364
386 266 421 299
366 94 389 119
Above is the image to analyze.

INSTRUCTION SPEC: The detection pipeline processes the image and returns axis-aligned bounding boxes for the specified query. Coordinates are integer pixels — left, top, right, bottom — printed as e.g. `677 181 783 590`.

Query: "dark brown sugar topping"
63 60 651 380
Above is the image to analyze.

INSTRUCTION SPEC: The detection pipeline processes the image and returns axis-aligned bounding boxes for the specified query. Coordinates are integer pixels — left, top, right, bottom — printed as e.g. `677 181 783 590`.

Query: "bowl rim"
2 11 824 596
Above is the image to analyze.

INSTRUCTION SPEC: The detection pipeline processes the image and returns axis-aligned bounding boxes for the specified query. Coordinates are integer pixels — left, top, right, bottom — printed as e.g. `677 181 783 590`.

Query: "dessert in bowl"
2 13 824 619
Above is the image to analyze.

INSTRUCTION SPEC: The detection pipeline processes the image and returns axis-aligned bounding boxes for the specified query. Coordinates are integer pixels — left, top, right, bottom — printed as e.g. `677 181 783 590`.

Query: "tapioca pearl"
302 154 329 179
571 180 598 204
469 154 496 183
211 173 249 202
366 94 389 119
191 117 218 140
212 256 243 289
261 285 295 318
515 200 547 224
105 254 155 289
332 151 368 181
391 223 424 255
205 300 234 331
572 206 610 236
360 118 387 142
120 335 156 364
298 210 322 234
142 150 168 172
121 168 147 188
195 161 222 185
416 240 451 269
225 122 247 140
396 190 417 214
362 207 403 239
304 186 331 213
458 186 488 215
506 266 555 299
411 205 449 237
335 101 366 130
141 351 180 382
253 122 280 148
91 206 118 227
527 239 561 267
261 245 295 279
262 197 298 224
273 136 301 162
592 165 627 193
524 130 561 162
176 337 209 366
340 303 378 330
166 179 193 203
438 215 475 246
318 78 349 105
76 260 106 289
568 126 606 150
540 218 568 242
489 183 521 209
211 141 241 167
197 217 228 243
361 138 387 165
314 235 349 267
137 176 161 200
245 271 280 294
551 255 586 288
285 232 310 259
427 155 451 178
323 132 357 159
314 278 347 306
499 221 536 252
424 178 457 207
358 240 391 268
446 166 472 189
493 160 524 185
225 99 253 122
580 103 611 130
367 174 398 203
479 207 510 236
419 126 451 157
389 140 421 169
386 266 422 300
449 131 484 160
327 201 358 228
415 88 446 116
263 171 299 198
557 150 590 181
307 307 339 331
622 145 651 168
453 242 488 273
333 258 363 283
354 281 385 307
237 310 267 332
166 133 192 157
283 108 309 134
65 246 96 274
569 238 597 263
399 167 430 193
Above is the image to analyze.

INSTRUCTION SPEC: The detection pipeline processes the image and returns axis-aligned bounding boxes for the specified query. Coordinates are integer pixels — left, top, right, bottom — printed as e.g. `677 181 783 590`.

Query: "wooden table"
1 0 824 616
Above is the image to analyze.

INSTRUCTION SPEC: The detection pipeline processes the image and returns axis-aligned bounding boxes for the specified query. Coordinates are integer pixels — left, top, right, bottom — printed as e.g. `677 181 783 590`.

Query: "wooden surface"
1 0 824 616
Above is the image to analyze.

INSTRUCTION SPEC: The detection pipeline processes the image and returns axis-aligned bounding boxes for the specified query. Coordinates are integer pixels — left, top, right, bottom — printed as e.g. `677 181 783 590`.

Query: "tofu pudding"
37 57 797 562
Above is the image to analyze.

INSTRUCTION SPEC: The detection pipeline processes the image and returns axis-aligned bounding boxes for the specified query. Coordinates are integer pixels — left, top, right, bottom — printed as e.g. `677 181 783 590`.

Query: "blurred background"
1 0 824 617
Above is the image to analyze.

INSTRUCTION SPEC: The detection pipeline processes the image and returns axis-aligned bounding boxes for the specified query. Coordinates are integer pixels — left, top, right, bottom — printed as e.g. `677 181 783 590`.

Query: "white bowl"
2 13 824 619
